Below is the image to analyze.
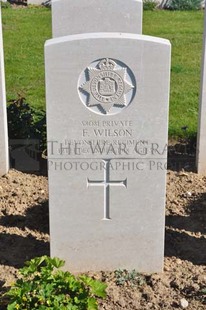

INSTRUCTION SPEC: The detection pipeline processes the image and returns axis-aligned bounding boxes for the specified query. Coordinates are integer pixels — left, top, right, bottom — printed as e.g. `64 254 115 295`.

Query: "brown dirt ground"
0 163 206 309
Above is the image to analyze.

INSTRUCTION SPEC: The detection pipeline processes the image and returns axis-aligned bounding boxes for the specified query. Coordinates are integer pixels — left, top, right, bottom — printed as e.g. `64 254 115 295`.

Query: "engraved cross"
87 159 127 220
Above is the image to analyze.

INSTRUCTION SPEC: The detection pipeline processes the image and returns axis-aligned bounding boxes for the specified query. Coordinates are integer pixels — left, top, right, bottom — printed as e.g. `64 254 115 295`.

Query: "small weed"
143 0 157 11
200 288 206 294
114 269 146 287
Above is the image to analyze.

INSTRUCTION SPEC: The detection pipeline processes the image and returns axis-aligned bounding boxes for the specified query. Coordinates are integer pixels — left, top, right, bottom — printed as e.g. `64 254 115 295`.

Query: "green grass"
1 7 205 138
143 10 204 138
2 6 51 110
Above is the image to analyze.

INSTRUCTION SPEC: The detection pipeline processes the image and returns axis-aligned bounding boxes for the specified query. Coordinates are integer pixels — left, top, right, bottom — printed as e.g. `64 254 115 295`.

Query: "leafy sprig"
6 256 107 310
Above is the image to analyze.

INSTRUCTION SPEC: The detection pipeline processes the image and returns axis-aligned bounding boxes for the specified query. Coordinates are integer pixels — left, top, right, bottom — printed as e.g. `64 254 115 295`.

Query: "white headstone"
0 6 9 177
52 0 143 37
197 7 206 174
27 0 43 5
45 32 171 272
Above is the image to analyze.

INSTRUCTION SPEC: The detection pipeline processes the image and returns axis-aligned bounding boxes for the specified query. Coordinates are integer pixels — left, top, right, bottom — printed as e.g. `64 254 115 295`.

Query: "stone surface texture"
27 0 43 4
197 9 206 174
52 0 143 37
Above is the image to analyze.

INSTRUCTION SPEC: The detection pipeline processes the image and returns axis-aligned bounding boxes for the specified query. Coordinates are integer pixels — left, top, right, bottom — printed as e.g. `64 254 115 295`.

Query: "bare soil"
0 166 206 309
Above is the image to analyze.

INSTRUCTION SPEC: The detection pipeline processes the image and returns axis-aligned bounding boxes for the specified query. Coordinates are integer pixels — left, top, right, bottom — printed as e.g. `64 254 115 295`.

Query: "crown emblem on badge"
78 58 135 115
99 58 116 71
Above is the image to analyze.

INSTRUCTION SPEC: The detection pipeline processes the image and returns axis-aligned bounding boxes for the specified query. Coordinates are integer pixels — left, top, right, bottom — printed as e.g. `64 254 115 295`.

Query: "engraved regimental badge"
78 58 136 115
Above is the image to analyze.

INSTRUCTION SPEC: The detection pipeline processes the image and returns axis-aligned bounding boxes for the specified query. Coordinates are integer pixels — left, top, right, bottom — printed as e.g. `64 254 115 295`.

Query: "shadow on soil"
0 201 49 268
0 233 49 268
165 192 206 265
167 140 196 172
0 201 49 234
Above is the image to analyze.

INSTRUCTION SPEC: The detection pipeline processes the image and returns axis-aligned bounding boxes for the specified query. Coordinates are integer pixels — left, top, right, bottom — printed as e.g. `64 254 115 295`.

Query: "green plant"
7 96 46 151
7 97 36 139
6 256 107 310
1 1 12 9
114 269 146 287
143 0 157 10
167 0 202 10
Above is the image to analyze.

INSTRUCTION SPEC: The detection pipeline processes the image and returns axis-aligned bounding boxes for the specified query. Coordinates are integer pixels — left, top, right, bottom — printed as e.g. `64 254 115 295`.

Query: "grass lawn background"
2 7 51 110
1 7 205 139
